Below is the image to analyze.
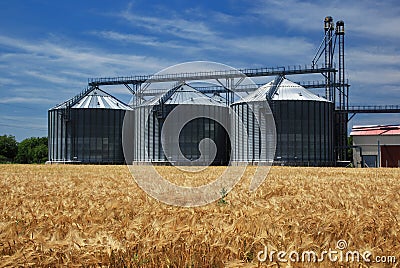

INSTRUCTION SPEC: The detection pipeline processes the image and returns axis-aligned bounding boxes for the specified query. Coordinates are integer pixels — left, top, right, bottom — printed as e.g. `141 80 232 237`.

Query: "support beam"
124 84 135 95
337 105 400 114
88 66 335 87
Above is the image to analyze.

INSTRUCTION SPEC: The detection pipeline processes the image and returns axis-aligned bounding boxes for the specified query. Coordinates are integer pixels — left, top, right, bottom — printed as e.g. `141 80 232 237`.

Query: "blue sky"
0 0 399 141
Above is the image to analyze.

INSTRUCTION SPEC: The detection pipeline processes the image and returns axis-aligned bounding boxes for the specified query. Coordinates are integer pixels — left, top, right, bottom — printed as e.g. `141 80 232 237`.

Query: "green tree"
15 137 48 164
0 135 18 163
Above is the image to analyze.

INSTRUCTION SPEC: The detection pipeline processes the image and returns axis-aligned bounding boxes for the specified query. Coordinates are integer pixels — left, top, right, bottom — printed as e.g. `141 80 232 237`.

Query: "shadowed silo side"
132 83 230 165
231 77 334 166
48 88 132 164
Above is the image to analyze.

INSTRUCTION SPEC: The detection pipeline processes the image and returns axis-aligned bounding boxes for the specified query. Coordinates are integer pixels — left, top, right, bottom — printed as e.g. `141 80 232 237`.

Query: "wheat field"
0 165 399 267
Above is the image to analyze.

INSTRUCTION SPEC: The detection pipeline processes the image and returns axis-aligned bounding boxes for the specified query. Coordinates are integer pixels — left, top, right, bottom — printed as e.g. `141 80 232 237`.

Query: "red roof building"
350 125 400 167
350 125 400 136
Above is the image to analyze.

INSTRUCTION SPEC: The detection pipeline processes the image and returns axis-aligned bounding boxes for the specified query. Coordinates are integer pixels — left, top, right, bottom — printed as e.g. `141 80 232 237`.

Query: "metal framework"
325 16 335 101
343 105 400 113
88 66 333 87
88 65 334 104
112 81 344 98
314 17 399 161
335 20 349 161
338 105 400 122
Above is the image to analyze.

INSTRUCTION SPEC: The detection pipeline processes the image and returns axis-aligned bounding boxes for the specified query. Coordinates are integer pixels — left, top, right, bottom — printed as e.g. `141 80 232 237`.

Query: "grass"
0 165 399 267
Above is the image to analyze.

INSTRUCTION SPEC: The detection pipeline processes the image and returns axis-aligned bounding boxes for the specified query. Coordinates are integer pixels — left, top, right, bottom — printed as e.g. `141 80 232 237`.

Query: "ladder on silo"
266 75 284 101
153 82 184 118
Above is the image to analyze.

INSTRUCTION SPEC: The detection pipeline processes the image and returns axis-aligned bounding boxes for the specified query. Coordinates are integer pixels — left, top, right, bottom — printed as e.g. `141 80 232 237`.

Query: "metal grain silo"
231 77 334 166
48 87 132 164
132 83 230 165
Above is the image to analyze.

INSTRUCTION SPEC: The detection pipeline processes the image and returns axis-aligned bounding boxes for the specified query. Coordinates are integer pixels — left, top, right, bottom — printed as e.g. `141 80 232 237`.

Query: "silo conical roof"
234 78 330 104
211 93 227 104
72 88 131 109
51 87 132 110
140 83 227 107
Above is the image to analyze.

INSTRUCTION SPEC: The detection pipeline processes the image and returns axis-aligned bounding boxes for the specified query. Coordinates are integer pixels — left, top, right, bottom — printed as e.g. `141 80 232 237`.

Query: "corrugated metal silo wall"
48 108 127 164
133 105 153 162
271 100 334 166
177 105 230 165
70 109 126 164
48 109 68 162
231 102 274 163
133 104 230 165
231 103 249 162
231 100 334 166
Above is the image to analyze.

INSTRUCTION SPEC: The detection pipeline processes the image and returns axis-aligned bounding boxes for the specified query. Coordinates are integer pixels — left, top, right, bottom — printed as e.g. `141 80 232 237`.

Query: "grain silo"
48 87 132 164
231 77 334 166
131 83 230 165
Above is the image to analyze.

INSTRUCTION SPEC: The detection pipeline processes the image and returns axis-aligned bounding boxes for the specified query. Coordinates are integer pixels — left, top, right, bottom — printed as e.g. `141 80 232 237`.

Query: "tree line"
0 135 48 164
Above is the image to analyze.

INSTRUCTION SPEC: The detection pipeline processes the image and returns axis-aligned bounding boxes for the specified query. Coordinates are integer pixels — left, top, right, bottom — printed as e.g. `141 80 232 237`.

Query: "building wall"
352 135 400 167
381 145 400 167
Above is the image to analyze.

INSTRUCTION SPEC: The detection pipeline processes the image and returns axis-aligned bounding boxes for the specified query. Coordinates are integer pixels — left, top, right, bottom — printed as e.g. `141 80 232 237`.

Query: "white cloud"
105 5 317 65
0 34 175 106
251 0 400 41
0 97 55 104
251 0 324 30
120 8 216 42
0 35 171 78
346 46 400 85
90 31 186 49
93 29 315 64
24 70 74 85
227 36 315 60
350 69 400 86
348 48 400 67
0 77 20 86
